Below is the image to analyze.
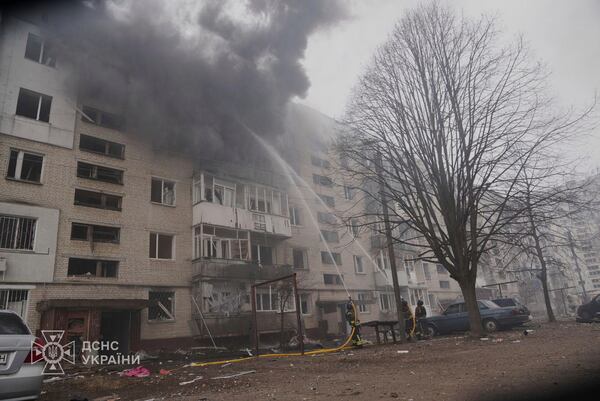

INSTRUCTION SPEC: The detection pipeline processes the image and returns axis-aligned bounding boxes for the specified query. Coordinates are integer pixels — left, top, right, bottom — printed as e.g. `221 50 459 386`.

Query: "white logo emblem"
31 330 76 375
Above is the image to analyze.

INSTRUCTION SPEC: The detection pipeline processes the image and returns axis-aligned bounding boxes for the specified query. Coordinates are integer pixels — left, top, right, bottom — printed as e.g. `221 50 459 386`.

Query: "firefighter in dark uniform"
414 300 427 339
401 299 415 340
345 299 365 347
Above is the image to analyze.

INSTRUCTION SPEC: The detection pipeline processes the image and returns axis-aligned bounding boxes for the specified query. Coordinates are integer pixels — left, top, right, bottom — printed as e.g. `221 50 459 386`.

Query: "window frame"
15 88 52 123
76 161 124 185
354 255 365 274
74 189 122 211
70 222 120 244
24 33 56 67
151 177 176 206
148 291 176 322
0 214 37 251
67 257 119 278
79 134 125 159
357 292 369 313
6 149 44 184
292 248 308 270
289 206 301 226
149 232 175 260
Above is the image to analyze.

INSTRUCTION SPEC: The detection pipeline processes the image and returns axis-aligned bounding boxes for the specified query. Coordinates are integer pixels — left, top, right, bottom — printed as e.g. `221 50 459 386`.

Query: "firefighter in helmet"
346 298 365 347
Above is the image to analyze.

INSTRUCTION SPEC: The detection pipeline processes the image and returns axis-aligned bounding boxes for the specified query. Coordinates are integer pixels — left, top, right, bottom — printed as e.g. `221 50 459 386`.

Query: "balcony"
374 268 409 289
192 259 293 282
193 202 291 237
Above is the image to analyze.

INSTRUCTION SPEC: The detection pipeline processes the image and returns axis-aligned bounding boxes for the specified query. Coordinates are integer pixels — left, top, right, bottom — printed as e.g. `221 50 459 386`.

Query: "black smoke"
6 0 347 158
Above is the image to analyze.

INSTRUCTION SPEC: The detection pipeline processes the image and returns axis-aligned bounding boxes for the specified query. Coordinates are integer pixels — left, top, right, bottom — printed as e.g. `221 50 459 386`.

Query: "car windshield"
0 312 31 335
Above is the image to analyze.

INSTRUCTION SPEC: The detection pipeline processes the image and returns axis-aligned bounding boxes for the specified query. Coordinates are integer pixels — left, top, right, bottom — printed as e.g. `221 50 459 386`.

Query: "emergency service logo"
31 330 76 375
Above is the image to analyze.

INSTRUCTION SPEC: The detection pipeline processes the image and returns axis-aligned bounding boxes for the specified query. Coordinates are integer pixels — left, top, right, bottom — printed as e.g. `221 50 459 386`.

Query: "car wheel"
424 324 437 337
579 311 592 321
483 319 498 333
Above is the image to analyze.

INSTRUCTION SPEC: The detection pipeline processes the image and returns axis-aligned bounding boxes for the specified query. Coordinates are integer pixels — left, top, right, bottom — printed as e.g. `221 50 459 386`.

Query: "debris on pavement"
135 350 158 361
159 369 171 375
480 337 490 341
211 370 257 380
397 350 409 354
523 330 534 335
179 376 204 386
120 366 150 378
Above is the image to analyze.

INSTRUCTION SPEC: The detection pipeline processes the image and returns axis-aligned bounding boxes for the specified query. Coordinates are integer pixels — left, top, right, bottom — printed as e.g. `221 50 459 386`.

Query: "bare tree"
336 3 593 336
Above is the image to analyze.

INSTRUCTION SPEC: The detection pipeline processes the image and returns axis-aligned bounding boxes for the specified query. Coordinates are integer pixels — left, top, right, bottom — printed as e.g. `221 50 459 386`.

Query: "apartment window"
323 274 343 285
439 280 450 289
245 184 286 215
74 189 122 211
195 225 250 260
376 250 390 270
252 244 273 265
255 286 295 312
354 255 364 274
317 194 335 208
436 264 446 274
253 214 266 231
148 291 175 321
311 155 330 169
151 178 175 206
67 258 118 277
77 162 123 184
7 149 43 183
300 294 310 315
423 263 432 280
149 233 174 260
357 292 369 313
70 223 120 243
343 186 355 200
349 218 359 236
293 249 308 269
16 88 51 122
320 230 339 243
0 215 36 250
0 289 29 318
24 33 55 66
202 175 236 207
81 105 125 130
313 174 333 187
289 207 301 226
379 293 392 311
321 251 342 265
317 211 336 224
79 134 125 159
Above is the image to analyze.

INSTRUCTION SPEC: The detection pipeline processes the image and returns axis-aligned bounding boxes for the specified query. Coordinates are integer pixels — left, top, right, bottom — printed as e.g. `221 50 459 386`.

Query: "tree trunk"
459 277 484 337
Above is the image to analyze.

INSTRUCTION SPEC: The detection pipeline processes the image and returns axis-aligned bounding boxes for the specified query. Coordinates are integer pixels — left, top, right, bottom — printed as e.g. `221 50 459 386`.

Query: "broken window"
354 255 364 274
70 223 120 243
357 292 369 313
317 212 336 225
67 258 118 277
311 155 331 169
16 88 51 122
148 291 175 321
255 286 295 312
321 251 342 265
149 233 174 260
289 207 301 226
379 293 392 311
77 162 123 184
194 225 250 260
81 105 125 130
323 274 343 285
7 149 43 183
74 189 122 211
252 244 273 265
151 178 175 206
0 215 36 250
320 230 339 243
79 134 125 159
312 174 333 187
293 249 308 269
24 33 56 67
213 179 235 207
317 194 335 208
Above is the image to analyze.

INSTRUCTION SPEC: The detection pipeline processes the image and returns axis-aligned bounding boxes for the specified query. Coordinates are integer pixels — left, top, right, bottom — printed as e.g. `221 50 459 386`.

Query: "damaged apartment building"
0 11 472 352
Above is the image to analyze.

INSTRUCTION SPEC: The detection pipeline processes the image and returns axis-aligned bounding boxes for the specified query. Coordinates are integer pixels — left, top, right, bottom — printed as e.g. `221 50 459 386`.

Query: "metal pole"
292 274 304 355
251 285 259 357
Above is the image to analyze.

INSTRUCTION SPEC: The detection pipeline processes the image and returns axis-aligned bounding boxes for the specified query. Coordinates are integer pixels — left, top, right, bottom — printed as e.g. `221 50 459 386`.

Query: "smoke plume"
9 0 347 158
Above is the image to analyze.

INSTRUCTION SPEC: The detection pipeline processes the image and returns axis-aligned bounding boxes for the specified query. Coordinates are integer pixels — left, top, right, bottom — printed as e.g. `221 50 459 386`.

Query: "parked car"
576 294 600 322
491 298 530 316
422 300 531 336
0 310 43 400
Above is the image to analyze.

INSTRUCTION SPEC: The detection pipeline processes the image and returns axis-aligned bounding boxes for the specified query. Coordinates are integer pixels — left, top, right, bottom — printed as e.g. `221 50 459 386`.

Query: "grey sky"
300 0 600 169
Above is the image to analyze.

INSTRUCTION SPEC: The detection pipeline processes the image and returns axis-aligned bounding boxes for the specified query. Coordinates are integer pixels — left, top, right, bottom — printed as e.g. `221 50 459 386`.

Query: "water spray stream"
238 121 396 294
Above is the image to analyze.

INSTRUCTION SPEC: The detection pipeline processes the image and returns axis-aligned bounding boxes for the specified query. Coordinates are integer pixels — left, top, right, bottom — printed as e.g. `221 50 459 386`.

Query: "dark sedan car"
491 298 530 316
576 294 600 322
422 300 531 336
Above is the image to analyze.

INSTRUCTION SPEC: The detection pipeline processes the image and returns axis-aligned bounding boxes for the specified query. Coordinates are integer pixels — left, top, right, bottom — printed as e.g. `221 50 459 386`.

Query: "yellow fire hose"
191 303 417 367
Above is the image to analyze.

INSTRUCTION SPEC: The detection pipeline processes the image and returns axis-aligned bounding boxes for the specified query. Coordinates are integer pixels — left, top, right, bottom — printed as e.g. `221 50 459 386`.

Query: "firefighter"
401 299 415 340
414 300 427 339
345 299 365 347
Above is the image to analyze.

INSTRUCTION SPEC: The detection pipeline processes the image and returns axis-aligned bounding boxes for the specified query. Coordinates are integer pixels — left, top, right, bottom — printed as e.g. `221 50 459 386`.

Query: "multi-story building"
1 11 465 351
